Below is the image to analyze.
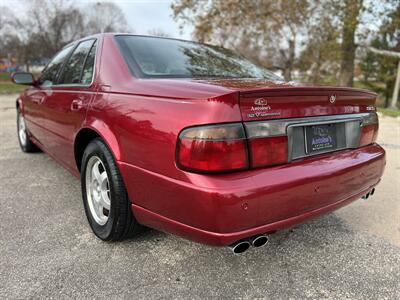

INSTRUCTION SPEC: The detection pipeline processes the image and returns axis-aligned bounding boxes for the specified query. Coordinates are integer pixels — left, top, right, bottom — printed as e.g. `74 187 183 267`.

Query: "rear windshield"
115 35 282 80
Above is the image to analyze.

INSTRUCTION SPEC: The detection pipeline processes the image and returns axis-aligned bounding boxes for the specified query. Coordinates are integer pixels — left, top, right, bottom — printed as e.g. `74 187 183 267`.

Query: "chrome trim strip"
244 112 378 162
244 113 376 139
287 120 361 161
51 83 93 88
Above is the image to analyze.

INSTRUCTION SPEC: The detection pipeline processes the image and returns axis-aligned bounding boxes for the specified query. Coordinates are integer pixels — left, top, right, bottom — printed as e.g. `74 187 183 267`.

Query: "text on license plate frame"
305 123 337 154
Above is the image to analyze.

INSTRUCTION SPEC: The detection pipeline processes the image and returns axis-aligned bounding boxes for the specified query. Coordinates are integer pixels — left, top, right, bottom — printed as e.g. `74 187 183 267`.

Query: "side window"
59 39 95 84
81 41 97 84
40 45 74 87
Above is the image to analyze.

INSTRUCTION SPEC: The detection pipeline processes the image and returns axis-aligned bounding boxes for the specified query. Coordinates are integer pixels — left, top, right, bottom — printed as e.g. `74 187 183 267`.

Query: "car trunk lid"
238 86 377 121
237 86 378 166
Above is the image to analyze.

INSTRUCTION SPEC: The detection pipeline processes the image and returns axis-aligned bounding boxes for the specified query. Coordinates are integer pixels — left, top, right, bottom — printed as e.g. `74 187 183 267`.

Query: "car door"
23 45 74 145
40 39 98 173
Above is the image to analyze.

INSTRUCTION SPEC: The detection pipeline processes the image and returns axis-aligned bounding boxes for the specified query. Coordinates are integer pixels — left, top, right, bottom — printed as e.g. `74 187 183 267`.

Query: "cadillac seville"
12 34 385 253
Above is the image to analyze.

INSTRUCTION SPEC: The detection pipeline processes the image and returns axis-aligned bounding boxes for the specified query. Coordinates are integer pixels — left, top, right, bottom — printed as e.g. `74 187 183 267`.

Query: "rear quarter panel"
86 91 242 180
84 91 246 223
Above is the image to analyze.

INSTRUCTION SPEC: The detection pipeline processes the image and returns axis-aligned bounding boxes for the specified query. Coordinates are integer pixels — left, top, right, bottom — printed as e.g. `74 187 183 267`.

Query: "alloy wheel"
85 156 111 225
18 114 27 146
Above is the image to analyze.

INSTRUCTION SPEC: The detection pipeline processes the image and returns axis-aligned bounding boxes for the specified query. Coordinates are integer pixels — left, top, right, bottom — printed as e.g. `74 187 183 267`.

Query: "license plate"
305 124 337 154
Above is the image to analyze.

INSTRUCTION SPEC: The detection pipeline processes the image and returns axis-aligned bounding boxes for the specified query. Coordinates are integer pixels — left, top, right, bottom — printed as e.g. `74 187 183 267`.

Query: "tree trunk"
384 83 389 108
283 68 292 81
389 60 400 109
312 51 321 84
282 39 295 81
339 0 362 87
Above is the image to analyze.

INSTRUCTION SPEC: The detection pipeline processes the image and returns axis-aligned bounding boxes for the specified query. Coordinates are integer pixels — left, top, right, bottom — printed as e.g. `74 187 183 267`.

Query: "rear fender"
77 118 122 161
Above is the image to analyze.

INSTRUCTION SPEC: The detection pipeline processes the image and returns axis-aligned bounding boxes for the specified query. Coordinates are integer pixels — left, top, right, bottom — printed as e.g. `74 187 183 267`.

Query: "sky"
5 0 193 39
4 0 389 42
93 0 193 39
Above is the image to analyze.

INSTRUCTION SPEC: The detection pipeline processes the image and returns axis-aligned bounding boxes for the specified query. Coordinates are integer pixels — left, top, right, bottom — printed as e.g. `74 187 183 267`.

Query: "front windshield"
115 35 282 80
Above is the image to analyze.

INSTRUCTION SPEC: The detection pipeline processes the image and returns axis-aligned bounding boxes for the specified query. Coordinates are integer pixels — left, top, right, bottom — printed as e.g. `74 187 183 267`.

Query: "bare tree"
0 6 17 57
83 2 131 34
1 0 86 69
0 6 10 32
23 0 85 57
148 28 171 38
1 0 131 70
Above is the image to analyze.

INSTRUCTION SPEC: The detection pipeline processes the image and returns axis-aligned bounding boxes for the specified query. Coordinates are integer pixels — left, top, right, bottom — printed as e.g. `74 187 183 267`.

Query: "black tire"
17 109 40 153
81 138 142 241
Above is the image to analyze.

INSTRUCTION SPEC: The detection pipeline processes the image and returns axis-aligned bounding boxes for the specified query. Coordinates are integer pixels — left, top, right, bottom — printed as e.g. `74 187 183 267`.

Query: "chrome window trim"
51 83 93 88
42 38 98 89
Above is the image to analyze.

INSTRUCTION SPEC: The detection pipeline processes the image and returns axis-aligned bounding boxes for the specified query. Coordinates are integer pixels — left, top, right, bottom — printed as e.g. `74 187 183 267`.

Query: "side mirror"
11 72 35 85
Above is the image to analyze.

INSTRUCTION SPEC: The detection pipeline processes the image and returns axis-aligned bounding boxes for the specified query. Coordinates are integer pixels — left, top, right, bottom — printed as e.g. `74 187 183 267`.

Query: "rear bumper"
132 185 378 246
120 144 386 246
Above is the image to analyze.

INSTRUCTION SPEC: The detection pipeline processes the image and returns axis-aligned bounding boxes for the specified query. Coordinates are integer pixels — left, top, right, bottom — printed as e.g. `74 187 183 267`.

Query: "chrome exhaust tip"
229 240 251 254
250 235 269 248
362 188 376 200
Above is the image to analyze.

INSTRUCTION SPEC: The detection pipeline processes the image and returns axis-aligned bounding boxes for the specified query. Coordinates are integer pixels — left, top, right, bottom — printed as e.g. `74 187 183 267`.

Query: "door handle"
71 99 83 111
32 96 45 104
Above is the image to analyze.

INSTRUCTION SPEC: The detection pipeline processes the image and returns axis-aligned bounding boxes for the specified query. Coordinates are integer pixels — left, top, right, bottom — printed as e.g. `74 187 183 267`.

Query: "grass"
0 82 26 94
0 73 27 94
378 107 400 118
0 73 12 82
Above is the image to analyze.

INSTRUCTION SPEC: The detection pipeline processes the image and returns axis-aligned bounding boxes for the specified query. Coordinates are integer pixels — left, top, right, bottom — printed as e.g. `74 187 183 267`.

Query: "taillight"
177 121 289 173
248 136 288 168
244 121 288 168
177 124 248 173
177 112 379 174
360 112 379 146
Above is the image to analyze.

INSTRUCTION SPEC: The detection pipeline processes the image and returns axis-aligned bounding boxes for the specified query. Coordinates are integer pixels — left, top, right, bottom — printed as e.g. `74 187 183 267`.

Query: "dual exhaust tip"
230 187 377 254
362 187 375 200
230 235 269 254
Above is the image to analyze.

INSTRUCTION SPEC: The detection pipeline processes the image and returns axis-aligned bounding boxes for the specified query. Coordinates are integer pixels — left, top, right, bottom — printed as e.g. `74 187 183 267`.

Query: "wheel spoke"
101 190 111 210
99 171 108 185
97 202 104 217
91 195 99 212
19 115 27 145
93 190 101 203
91 161 102 181
85 156 111 225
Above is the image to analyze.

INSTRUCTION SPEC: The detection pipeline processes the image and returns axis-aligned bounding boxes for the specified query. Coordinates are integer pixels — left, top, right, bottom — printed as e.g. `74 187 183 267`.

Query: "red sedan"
12 34 385 254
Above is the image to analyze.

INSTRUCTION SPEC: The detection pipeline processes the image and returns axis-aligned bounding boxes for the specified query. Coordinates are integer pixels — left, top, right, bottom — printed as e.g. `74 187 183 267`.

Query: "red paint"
177 138 248 172
17 33 385 246
360 124 378 146
249 136 288 168
132 179 379 246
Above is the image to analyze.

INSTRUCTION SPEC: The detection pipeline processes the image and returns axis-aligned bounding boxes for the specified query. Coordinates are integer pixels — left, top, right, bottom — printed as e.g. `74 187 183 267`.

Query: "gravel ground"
0 94 399 299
